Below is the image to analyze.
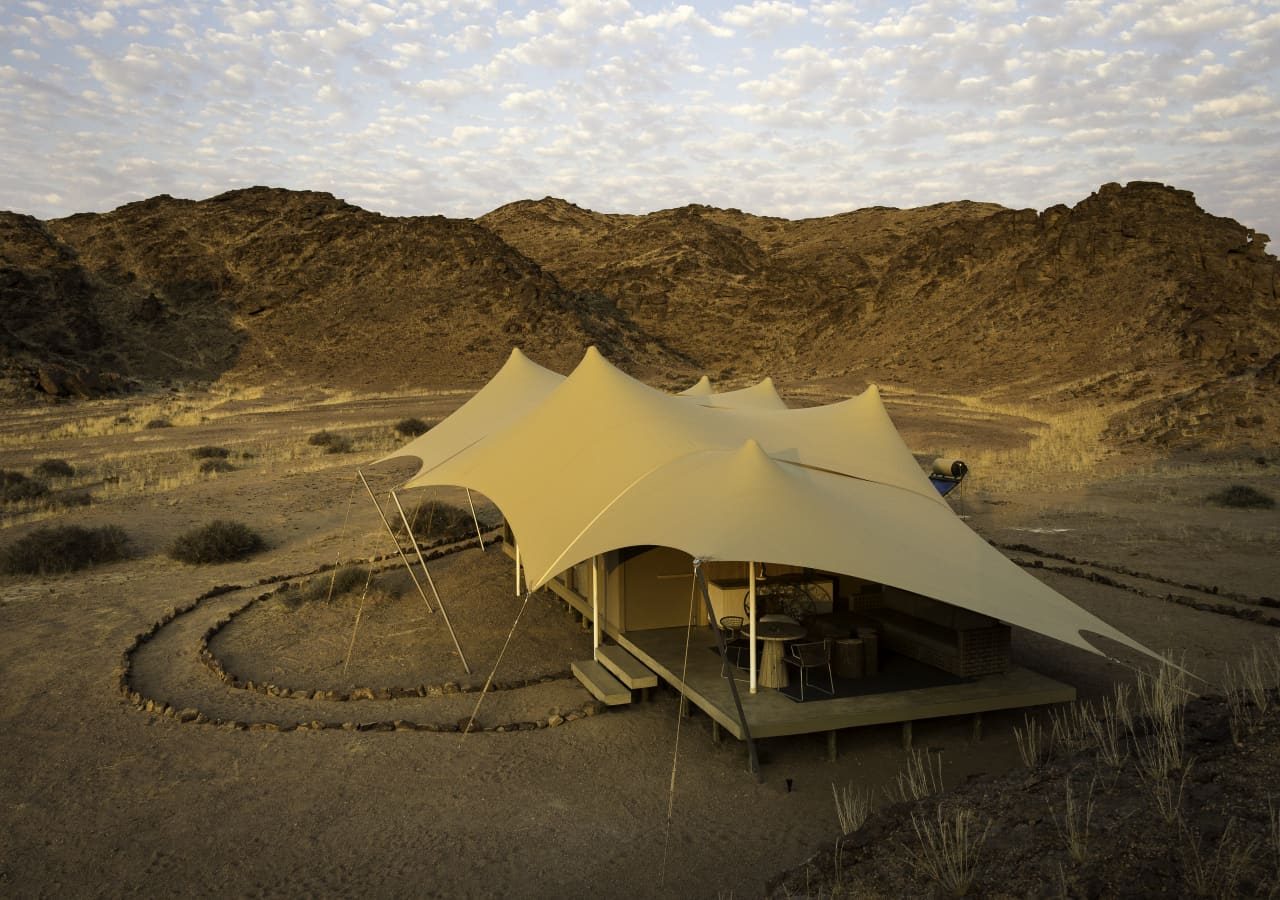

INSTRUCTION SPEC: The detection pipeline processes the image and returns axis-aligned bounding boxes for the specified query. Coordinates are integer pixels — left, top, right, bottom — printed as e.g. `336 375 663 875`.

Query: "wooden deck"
615 625 1075 741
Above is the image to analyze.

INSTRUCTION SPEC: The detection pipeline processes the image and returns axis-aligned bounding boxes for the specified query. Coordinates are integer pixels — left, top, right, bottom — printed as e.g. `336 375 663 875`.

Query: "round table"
754 621 808 689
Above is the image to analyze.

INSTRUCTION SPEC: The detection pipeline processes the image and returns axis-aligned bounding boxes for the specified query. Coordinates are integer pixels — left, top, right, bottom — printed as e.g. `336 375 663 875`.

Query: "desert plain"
1 379 1278 898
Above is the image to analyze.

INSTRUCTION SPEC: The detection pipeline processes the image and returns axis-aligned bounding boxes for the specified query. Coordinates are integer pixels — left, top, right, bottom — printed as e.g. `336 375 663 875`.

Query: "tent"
381 346 1153 658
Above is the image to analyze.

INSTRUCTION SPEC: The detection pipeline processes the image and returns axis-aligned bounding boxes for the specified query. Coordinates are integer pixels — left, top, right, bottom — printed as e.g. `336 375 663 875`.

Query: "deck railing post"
696 561 759 778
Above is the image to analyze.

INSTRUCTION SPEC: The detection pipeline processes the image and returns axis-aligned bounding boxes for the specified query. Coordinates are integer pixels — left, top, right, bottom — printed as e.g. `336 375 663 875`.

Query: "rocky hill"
482 183 1279 449
1 188 673 399
2 181 1276 450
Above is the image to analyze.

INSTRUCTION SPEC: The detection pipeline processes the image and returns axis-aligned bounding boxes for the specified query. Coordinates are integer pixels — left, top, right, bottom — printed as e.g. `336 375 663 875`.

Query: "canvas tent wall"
378 346 1157 664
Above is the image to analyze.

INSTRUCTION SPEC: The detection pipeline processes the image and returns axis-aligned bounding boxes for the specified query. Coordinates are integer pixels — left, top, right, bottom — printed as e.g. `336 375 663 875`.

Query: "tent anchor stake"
696 563 759 779
357 469 434 614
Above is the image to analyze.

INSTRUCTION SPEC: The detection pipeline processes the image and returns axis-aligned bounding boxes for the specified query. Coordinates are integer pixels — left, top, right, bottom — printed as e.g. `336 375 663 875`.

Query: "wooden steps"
572 659 632 706
596 645 658 690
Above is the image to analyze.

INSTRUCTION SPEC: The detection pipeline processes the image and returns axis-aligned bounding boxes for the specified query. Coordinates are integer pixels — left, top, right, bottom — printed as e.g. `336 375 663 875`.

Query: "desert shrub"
34 459 75 478
1 471 50 503
308 430 353 453
190 446 230 459
199 459 234 474
0 524 130 575
394 417 431 437
281 565 375 609
51 492 93 508
392 499 494 542
1207 485 1275 509
169 520 265 564
144 418 172 429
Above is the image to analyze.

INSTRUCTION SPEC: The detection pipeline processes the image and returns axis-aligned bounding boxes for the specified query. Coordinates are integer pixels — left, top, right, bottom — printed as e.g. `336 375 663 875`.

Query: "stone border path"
119 538 599 733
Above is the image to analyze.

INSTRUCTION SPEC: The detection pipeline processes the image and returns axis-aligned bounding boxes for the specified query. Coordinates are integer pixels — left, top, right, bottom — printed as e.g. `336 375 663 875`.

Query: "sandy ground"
1 388 1278 897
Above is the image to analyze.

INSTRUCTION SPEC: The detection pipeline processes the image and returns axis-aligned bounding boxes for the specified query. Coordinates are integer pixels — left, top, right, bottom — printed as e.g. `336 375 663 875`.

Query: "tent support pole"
514 543 521 597
696 562 759 778
465 488 485 551
592 556 601 661
357 469 434 614
390 489 471 675
749 561 757 694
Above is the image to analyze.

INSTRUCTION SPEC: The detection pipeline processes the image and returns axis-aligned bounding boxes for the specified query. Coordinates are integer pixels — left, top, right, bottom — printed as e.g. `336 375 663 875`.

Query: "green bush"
34 459 75 478
0 525 130 575
144 418 172 429
394 417 431 437
281 565 373 609
1 471 49 503
308 430 353 454
169 520 266 564
199 459 235 474
1207 485 1275 509
190 446 230 459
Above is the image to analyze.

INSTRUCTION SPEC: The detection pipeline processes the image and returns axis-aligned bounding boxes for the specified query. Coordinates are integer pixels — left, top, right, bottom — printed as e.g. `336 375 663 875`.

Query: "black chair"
783 641 835 700
718 616 750 678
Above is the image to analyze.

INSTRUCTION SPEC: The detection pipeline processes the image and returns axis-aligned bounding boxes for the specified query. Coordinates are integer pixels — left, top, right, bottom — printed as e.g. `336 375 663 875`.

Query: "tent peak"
679 375 714 397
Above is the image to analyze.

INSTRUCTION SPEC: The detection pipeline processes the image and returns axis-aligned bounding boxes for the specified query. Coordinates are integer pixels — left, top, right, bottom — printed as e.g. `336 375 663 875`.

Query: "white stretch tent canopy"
380 347 1155 660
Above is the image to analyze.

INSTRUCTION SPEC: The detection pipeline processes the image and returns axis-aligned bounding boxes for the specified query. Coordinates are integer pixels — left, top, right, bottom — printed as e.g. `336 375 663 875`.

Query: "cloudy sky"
2 0 1277 238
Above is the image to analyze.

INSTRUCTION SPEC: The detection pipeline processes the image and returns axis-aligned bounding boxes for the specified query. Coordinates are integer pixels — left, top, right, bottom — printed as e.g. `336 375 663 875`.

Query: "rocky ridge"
2 182 1276 451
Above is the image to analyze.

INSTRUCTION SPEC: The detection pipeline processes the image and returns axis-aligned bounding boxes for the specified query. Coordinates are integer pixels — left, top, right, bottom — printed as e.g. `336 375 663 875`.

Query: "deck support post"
902 720 913 749
748 561 758 694
972 712 983 742
711 721 722 745
827 730 837 762
696 561 760 779
514 543 521 596
592 555 601 662
680 695 691 719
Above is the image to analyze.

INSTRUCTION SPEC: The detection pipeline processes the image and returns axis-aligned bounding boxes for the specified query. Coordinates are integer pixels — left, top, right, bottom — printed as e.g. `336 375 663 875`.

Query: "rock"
176 708 198 723
548 715 564 727
350 687 375 701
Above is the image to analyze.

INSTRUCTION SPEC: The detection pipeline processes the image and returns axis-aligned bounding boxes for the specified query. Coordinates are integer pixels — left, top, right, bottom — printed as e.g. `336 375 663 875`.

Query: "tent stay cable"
322 475 359 606
465 487 486 551
390 489 471 675
463 588 532 738
357 468 435 614
341 527 381 676
659 560 700 888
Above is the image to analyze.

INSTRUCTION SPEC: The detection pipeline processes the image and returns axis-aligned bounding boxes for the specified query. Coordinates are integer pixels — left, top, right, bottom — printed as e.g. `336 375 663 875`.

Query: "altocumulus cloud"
0 0 1276 239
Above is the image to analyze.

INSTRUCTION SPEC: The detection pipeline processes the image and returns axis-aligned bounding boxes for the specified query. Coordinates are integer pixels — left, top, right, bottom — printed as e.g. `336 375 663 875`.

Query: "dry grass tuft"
902 802 991 897
832 782 875 836
1048 774 1096 864
885 748 945 804
1014 714 1051 769
1088 687 1131 769
1182 818 1259 898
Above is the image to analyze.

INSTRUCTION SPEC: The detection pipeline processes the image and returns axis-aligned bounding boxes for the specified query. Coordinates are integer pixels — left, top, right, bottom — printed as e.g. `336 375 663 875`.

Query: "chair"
783 641 835 700
718 616 749 678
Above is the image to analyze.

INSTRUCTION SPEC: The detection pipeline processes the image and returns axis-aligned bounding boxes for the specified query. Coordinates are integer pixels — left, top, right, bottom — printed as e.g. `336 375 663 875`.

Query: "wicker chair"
783 640 835 700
